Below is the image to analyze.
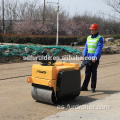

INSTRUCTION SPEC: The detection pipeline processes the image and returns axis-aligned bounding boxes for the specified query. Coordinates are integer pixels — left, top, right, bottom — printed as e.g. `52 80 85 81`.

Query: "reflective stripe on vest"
88 48 97 51
87 43 97 46
87 35 102 53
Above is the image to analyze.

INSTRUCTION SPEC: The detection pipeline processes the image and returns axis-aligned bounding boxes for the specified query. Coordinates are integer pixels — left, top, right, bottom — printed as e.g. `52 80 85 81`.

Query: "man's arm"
94 37 104 58
83 41 88 58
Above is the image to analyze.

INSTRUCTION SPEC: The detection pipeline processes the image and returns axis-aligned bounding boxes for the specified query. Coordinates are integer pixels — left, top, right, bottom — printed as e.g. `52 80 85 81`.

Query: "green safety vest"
87 35 103 53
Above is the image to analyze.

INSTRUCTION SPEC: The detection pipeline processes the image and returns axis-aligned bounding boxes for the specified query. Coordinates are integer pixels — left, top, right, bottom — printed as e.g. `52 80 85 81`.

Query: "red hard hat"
90 23 99 30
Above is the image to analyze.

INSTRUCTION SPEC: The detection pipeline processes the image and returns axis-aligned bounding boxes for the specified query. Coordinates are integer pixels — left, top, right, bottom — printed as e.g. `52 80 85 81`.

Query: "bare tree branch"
105 0 120 14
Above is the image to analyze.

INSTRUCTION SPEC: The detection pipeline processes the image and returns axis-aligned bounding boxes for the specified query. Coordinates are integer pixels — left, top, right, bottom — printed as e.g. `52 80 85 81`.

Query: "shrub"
111 35 120 39
0 35 3 42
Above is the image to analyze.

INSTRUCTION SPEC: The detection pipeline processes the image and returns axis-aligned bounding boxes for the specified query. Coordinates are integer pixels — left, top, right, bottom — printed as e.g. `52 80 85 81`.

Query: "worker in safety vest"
81 23 104 92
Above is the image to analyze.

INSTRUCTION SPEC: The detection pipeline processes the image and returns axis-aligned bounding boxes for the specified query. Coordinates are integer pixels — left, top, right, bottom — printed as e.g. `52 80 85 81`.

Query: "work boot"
91 88 96 93
81 87 88 91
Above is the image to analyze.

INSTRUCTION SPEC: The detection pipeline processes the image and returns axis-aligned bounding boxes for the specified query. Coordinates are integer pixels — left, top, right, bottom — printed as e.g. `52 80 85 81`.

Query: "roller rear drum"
31 86 61 104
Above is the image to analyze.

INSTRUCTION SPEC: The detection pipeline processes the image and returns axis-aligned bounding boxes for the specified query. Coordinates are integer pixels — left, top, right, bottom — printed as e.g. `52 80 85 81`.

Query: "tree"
105 0 120 14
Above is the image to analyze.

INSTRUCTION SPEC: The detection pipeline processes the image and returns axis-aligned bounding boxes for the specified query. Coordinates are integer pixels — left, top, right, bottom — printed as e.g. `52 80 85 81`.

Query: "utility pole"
47 0 59 46
43 0 46 25
2 0 5 33
56 0 59 45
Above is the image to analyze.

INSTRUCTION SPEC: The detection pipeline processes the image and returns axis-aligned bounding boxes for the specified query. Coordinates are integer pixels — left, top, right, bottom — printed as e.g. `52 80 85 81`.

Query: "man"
81 23 104 92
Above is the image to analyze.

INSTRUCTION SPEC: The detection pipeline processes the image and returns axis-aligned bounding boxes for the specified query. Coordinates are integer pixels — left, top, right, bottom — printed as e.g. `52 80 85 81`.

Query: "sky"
6 0 120 20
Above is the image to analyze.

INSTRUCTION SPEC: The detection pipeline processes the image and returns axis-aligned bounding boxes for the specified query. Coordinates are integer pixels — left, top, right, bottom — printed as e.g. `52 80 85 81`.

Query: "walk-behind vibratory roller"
27 51 91 104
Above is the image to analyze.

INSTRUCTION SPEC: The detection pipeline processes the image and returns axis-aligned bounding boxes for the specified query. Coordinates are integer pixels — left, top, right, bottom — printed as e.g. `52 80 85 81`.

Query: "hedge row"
0 34 78 45
77 37 87 45
111 35 120 39
1 33 119 46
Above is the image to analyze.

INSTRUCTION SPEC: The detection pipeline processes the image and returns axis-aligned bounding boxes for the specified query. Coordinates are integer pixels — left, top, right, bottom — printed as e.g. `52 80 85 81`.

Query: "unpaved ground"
0 54 120 120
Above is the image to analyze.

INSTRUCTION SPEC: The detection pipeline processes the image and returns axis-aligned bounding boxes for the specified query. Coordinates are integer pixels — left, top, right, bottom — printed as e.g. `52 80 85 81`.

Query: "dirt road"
0 54 120 120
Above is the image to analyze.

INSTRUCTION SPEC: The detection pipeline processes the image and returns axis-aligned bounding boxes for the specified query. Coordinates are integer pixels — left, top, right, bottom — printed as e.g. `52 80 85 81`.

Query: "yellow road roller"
27 51 90 104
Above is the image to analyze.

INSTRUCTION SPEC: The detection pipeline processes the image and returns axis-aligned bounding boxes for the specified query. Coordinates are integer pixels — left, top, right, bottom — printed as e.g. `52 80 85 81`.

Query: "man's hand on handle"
82 57 96 63
82 57 84 61
92 58 96 63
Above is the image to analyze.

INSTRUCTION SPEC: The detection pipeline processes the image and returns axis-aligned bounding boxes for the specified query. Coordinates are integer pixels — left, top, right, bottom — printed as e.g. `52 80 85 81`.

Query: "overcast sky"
40 0 118 19
46 0 114 16
8 0 119 19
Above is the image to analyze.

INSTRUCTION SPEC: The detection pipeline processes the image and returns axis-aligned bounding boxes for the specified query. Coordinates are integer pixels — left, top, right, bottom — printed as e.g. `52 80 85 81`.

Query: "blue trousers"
82 60 99 89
